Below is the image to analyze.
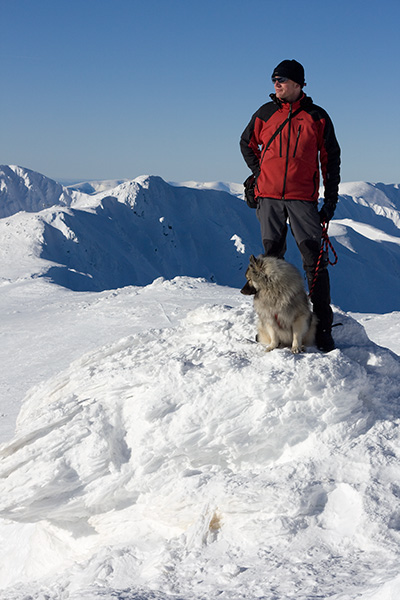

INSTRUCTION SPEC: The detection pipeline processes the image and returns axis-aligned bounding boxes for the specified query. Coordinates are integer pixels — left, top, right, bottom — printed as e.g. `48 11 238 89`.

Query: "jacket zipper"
293 125 301 157
312 171 318 197
256 105 302 197
281 105 292 199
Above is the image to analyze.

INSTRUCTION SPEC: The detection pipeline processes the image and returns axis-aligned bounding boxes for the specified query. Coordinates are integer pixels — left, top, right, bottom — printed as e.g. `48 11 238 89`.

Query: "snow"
1 166 400 599
66 178 130 196
0 165 74 218
170 180 245 199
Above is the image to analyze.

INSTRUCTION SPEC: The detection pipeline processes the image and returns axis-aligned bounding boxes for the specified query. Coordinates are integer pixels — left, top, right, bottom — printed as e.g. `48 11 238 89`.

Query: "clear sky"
1 0 399 185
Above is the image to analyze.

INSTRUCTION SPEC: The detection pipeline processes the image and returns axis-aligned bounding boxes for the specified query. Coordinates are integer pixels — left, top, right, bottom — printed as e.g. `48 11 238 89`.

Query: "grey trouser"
256 197 333 330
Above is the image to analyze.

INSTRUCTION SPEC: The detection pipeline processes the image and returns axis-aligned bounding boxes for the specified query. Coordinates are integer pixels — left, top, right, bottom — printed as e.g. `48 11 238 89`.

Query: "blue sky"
1 0 399 185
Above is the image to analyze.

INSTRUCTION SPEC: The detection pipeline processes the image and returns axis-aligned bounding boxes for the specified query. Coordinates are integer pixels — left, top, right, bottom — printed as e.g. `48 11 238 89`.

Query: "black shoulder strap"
263 106 303 154
254 106 303 185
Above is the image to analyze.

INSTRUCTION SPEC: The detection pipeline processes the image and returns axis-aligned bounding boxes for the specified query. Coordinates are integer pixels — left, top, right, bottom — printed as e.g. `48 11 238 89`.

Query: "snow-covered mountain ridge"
1 165 399 312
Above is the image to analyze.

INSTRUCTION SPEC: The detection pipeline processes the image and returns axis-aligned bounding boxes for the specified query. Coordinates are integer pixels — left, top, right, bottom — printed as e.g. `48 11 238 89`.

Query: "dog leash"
308 223 338 298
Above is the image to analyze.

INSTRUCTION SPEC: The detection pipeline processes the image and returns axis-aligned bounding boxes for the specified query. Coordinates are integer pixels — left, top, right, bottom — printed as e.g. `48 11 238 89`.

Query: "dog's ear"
240 281 257 295
250 254 265 269
249 254 257 267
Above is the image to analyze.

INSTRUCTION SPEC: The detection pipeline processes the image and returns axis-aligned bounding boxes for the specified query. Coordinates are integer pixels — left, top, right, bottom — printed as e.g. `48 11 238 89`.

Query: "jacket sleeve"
319 112 341 203
240 111 262 177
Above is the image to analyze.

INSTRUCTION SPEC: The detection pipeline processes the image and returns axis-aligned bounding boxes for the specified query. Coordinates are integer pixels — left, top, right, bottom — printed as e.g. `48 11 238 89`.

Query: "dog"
241 255 317 353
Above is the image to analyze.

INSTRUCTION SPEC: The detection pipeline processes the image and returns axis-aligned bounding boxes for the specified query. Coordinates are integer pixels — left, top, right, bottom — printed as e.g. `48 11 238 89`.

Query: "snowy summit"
0 166 400 600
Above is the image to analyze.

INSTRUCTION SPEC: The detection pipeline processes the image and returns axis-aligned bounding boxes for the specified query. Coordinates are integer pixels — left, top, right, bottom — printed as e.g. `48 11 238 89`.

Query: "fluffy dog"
241 255 317 353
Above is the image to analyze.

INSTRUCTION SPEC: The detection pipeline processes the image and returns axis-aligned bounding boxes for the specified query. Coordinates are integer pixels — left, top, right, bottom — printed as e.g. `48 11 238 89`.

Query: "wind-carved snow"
1 294 400 599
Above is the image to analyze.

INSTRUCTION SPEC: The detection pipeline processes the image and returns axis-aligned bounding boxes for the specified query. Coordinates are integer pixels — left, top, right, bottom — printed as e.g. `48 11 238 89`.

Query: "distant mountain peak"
0 165 74 219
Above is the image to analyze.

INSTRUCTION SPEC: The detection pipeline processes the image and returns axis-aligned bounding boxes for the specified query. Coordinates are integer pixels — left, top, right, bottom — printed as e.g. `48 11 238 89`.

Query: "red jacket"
240 94 340 202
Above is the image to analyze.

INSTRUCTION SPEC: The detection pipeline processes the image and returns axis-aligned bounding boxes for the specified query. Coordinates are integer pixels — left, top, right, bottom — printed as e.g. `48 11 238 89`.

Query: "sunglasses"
272 76 289 83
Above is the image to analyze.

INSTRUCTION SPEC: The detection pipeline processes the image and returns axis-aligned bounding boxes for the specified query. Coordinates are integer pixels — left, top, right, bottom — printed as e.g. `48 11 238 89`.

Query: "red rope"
308 223 338 298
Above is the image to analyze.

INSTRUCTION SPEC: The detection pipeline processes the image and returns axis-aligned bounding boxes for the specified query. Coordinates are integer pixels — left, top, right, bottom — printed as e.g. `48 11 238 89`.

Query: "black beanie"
272 59 305 86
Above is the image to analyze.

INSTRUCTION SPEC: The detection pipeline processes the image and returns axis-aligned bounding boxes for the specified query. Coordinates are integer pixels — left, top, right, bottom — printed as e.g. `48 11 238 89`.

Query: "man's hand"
319 199 337 224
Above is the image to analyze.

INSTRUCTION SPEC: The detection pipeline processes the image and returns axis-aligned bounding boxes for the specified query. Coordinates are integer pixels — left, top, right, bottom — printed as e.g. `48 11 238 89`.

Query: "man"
240 59 340 352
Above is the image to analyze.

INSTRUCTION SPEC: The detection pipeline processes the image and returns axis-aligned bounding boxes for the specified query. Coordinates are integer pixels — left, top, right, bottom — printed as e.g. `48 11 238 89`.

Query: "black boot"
315 326 335 352
299 237 336 352
307 268 335 352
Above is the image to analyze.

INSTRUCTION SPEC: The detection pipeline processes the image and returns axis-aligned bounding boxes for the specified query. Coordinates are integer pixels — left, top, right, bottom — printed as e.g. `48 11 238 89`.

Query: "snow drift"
0 282 400 599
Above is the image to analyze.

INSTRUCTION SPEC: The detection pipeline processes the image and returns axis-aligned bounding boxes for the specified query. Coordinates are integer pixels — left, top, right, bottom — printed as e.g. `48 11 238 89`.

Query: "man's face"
273 77 302 103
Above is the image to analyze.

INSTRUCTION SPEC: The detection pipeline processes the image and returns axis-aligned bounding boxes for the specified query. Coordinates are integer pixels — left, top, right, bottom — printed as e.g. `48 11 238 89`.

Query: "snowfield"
1 166 400 599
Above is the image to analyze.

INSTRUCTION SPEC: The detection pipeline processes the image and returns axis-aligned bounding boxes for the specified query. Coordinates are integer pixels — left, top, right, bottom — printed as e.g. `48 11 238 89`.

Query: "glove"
319 199 337 224
243 174 257 209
